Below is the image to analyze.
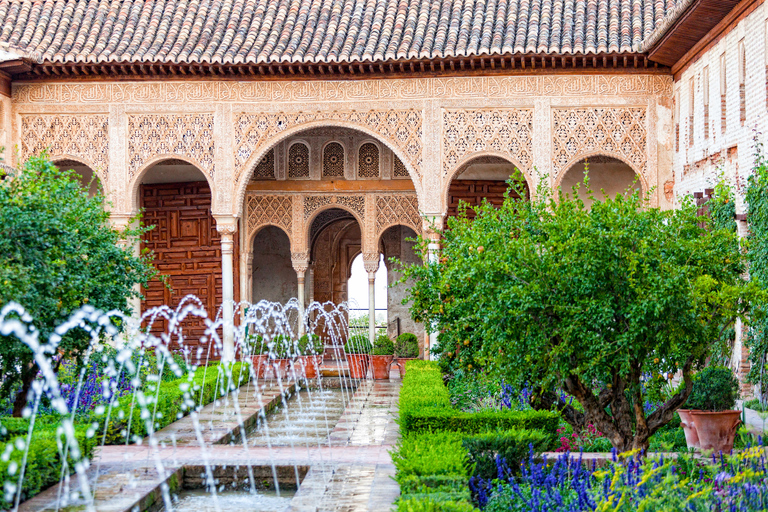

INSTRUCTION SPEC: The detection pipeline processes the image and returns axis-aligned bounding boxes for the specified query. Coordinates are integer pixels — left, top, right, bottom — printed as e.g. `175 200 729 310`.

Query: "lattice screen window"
288 143 309 178
358 143 380 178
251 149 275 180
393 156 409 178
323 142 345 177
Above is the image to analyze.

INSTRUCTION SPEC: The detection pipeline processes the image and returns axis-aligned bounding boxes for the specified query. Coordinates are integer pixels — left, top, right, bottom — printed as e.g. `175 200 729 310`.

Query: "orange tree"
0 155 156 416
398 180 757 451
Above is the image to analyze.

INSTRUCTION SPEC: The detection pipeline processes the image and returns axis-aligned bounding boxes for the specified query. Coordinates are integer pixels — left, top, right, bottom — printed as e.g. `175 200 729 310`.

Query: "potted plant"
298 333 324 379
394 333 419 377
685 366 741 453
270 334 294 380
371 334 395 380
344 334 372 379
247 334 269 379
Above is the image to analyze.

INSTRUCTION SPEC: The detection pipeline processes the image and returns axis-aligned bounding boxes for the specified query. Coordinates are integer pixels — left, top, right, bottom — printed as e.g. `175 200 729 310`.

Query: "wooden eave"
9 53 668 82
646 0 742 68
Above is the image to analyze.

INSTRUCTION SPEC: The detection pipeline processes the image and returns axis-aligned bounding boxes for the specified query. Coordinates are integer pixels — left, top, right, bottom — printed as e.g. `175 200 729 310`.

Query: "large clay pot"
346 353 370 379
677 409 700 449
299 355 323 379
396 357 417 378
689 410 742 453
251 354 268 379
371 355 394 380
267 358 292 380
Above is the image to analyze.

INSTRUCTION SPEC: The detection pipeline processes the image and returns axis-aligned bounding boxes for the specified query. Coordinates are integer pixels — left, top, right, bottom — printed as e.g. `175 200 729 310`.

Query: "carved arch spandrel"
442 108 534 180
20 114 109 182
126 113 215 181
374 194 421 245
551 107 648 182
245 193 294 248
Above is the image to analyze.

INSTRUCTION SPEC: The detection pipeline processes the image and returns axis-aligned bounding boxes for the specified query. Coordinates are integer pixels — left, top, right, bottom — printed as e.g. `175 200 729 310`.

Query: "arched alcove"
347 253 387 338
559 155 642 206
252 226 296 304
447 156 529 218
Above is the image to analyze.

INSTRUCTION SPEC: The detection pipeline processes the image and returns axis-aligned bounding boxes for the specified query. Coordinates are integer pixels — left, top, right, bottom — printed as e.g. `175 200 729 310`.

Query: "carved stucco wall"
12 74 673 214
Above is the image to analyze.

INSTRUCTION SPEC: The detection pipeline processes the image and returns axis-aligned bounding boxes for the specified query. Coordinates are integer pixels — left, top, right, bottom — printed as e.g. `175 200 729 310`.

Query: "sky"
347 253 387 319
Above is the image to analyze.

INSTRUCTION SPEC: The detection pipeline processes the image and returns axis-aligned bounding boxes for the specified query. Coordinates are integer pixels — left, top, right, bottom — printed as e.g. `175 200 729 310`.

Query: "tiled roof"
0 0 683 66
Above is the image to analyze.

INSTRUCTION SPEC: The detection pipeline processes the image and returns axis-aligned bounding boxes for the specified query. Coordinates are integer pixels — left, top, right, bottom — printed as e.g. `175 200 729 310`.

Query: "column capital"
362 252 380 274
213 215 238 236
291 251 310 274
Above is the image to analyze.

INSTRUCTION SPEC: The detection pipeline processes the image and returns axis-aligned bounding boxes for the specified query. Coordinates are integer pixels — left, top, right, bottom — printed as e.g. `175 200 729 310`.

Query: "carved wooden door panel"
140 181 238 357
447 180 527 218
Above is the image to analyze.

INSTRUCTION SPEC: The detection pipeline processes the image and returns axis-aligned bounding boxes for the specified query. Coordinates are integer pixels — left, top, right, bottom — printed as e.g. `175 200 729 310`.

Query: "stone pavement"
20 371 402 512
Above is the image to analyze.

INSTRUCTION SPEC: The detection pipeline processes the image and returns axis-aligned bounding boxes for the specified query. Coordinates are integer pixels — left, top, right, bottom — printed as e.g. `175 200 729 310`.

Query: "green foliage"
373 334 395 355
746 138 768 396
708 179 737 232
462 429 553 479
271 335 293 358
396 497 477 512
744 397 768 412
0 154 157 413
446 368 503 412
97 362 247 443
396 176 754 451
344 334 372 354
685 366 740 411
395 333 420 358
0 422 98 509
247 335 269 354
298 334 323 355
391 431 471 478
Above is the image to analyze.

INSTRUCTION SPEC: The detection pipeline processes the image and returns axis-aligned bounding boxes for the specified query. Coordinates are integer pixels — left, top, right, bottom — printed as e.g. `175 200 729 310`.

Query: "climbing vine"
746 138 768 398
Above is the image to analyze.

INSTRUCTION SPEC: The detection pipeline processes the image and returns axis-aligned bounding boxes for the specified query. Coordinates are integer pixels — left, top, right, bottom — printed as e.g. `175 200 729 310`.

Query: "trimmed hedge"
97 362 248 444
399 361 559 436
0 422 98 509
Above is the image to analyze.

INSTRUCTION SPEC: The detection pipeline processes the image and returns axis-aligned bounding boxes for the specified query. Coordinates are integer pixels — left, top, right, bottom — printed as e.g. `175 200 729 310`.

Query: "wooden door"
447 179 528 218
140 181 238 357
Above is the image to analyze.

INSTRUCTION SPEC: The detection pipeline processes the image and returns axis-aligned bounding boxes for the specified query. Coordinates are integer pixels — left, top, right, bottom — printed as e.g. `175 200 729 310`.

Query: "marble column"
216 217 237 362
363 253 381 345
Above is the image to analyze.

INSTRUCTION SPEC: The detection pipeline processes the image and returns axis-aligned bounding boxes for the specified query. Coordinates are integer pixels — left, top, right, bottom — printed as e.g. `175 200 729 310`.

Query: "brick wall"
674 3 768 396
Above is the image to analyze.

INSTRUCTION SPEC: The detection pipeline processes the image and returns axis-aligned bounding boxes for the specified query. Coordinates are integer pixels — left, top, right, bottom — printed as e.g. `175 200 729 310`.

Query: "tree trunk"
12 366 37 418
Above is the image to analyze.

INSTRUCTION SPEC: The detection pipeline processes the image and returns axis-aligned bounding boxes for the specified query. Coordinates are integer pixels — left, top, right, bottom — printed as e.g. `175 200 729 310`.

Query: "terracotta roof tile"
0 0 683 66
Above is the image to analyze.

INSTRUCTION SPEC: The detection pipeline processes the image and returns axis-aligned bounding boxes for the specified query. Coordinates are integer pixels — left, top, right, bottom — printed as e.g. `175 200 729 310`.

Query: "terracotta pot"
251 354 268 379
689 410 742 453
677 409 700 449
264 358 292 380
371 355 394 380
396 357 417 378
299 354 323 379
346 353 370 379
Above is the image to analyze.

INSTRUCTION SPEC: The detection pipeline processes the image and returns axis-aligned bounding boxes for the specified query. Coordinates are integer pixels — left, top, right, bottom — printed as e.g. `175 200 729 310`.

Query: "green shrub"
462 429 553 479
0 422 98 509
97 362 247 444
271 335 293 358
298 334 324 355
744 397 768 412
398 475 469 495
344 334 372 355
401 408 560 436
392 431 471 479
396 333 420 358
685 366 740 411
247 335 268 354
373 334 395 355
396 497 477 512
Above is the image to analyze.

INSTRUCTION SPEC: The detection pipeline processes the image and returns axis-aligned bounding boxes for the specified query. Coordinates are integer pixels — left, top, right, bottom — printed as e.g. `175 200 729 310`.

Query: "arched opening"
139 159 238 354
309 208 362 344
379 225 424 348
54 159 102 197
559 155 642 206
251 226 296 303
347 253 387 338
447 156 529 218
